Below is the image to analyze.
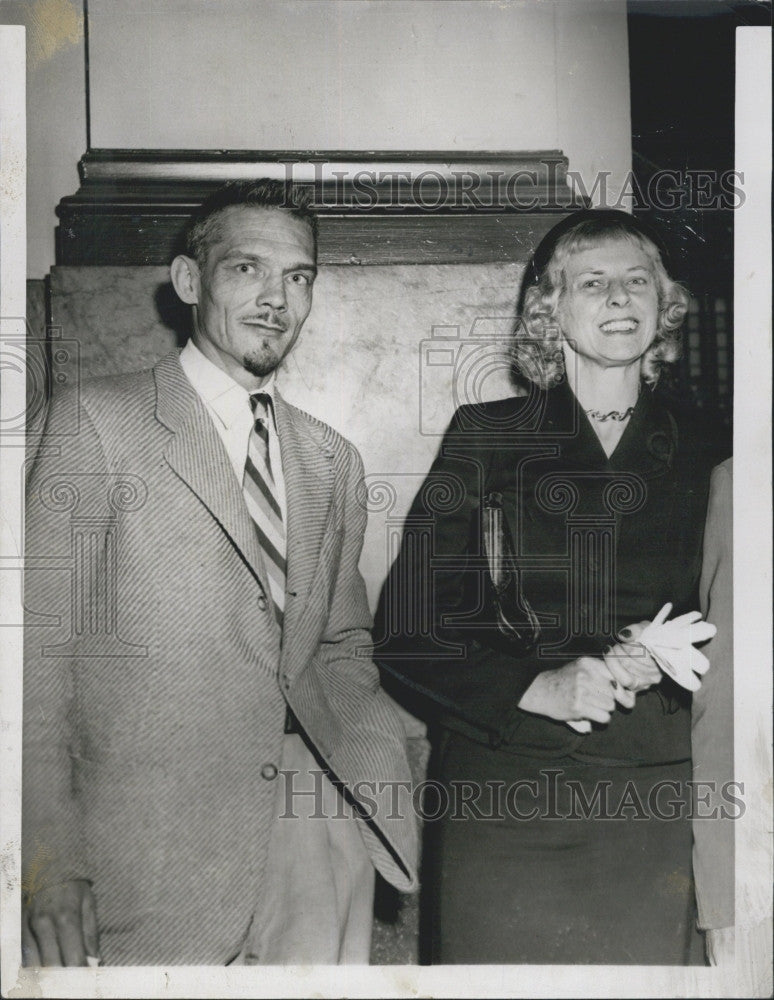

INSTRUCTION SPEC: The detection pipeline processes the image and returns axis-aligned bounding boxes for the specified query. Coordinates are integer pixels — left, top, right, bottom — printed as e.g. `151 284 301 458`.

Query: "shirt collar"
180 339 277 430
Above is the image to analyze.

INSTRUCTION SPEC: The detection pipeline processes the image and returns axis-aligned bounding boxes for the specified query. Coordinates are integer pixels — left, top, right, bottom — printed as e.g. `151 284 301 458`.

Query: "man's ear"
170 255 201 305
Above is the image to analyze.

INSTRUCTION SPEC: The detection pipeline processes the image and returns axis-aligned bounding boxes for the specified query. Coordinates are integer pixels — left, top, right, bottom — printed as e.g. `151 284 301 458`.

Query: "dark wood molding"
56 149 587 266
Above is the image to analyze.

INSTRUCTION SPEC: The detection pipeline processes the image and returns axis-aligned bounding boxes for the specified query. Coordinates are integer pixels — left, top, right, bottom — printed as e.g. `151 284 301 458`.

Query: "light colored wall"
88 0 631 195
555 1 632 204
6 0 631 278
0 0 86 280
88 0 560 150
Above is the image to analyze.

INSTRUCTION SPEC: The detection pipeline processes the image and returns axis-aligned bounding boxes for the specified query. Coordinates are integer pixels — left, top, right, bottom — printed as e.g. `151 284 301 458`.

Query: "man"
22 180 418 965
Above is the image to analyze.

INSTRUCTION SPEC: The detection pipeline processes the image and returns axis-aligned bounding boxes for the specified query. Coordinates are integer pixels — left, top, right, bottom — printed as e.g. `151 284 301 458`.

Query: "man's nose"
256 275 287 310
607 280 631 307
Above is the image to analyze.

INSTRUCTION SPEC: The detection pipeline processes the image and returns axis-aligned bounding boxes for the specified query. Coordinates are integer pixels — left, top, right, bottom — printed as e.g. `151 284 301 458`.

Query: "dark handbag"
480 491 541 655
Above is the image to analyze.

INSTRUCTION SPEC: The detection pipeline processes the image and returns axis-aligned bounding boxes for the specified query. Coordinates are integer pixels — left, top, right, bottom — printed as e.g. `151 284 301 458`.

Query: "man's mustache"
240 313 289 332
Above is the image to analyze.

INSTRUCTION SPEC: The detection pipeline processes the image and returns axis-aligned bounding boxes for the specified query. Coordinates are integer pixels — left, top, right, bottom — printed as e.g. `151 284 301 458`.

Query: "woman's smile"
557 238 660 370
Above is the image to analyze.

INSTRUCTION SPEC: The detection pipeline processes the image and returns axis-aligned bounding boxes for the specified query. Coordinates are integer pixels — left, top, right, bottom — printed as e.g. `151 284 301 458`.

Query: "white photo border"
1 17 771 1000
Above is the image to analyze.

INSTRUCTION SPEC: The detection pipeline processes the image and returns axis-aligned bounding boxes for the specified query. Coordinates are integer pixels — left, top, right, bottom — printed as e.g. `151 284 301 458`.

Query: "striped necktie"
243 393 286 626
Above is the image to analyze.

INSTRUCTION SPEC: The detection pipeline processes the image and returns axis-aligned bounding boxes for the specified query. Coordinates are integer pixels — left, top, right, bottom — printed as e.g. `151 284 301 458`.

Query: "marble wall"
49 262 527 610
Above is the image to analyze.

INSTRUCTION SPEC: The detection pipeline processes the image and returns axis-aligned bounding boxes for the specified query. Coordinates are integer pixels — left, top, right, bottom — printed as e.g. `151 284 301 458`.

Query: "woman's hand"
518 656 631 726
604 621 662 695
518 621 664 727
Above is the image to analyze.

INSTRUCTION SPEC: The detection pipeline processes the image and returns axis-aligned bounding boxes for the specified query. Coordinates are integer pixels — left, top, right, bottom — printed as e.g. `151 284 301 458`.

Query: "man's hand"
705 926 735 966
23 879 99 966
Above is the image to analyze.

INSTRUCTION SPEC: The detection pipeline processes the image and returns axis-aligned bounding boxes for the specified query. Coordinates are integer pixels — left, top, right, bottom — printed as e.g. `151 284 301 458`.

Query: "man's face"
176 205 317 388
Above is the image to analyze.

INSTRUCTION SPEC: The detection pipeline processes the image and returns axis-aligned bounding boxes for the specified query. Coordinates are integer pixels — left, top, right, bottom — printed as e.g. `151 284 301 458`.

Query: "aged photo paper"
1 2 771 997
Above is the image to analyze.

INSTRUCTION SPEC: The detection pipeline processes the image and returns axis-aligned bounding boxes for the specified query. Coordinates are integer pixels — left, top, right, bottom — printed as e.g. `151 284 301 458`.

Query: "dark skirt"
424 729 704 965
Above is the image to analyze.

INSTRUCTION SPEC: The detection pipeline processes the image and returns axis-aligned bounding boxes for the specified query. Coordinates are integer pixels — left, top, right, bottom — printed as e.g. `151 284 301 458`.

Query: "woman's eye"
629 276 648 286
236 263 255 274
582 279 602 288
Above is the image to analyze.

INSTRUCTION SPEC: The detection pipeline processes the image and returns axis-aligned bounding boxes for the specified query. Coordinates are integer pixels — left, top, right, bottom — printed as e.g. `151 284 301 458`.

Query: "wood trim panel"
56 150 587 266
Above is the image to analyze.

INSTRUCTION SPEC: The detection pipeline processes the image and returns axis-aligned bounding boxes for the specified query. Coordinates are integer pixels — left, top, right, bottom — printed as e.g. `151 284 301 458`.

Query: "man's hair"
185 179 318 265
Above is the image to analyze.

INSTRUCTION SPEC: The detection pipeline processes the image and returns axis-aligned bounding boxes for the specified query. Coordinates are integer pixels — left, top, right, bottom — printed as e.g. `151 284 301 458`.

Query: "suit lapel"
539 380 675 478
498 383 675 539
274 393 334 670
608 385 676 479
540 380 608 469
154 353 274 595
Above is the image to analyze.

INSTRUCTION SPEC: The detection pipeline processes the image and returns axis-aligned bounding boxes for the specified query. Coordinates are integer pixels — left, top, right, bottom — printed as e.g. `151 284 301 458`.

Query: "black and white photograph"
0 1 771 997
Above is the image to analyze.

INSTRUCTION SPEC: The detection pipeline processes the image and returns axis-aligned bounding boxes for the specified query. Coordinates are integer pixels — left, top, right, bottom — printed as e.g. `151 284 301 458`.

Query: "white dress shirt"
179 340 287 521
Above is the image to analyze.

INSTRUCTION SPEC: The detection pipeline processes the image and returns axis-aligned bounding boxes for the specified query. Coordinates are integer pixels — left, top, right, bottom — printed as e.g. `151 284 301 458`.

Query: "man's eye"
236 263 256 274
289 273 312 286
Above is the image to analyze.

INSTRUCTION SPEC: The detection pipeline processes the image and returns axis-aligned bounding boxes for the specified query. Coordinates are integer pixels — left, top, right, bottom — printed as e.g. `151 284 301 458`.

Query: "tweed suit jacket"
23 351 418 965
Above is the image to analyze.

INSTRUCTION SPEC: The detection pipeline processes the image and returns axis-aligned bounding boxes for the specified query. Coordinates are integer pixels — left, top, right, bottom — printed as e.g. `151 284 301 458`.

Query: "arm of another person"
23 392 103 965
692 459 734 964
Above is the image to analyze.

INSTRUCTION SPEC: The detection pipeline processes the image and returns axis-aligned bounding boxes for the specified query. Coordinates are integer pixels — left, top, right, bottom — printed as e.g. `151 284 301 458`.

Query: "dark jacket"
375 380 716 765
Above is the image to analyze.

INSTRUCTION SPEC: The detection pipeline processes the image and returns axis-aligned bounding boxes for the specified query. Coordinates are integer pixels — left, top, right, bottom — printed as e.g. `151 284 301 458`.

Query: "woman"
375 210 718 964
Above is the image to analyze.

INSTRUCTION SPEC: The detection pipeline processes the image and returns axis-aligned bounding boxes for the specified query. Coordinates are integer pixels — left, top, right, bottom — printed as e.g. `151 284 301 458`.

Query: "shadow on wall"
154 282 190 349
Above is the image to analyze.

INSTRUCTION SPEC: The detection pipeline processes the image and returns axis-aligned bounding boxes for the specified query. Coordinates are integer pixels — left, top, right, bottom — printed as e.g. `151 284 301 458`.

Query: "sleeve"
313 441 380 699
22 390 108 897
692 459 734 930
313 440 419 892
373 407 543 746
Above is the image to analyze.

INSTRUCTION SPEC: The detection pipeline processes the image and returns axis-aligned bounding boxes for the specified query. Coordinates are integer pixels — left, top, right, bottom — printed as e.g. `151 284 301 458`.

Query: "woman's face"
555 237 660 371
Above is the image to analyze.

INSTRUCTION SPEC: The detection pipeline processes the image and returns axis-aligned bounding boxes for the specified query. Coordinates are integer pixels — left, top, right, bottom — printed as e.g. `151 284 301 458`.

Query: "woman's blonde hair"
515 214 691 389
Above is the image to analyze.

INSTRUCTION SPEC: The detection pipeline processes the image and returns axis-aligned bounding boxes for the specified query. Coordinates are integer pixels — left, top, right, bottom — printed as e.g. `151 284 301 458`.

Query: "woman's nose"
607 280 630 307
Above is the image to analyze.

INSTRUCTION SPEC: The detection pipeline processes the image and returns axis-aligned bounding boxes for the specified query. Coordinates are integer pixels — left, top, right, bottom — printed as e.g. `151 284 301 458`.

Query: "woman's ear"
170 255 201 306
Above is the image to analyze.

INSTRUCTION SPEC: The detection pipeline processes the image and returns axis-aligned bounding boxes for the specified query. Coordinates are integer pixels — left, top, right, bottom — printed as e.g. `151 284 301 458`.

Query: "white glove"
637 603 716 692
567 603 717 733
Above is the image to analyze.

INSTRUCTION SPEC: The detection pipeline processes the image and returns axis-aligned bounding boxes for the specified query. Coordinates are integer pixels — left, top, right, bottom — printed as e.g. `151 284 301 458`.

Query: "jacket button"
257 594 268 612
261 763 278 781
